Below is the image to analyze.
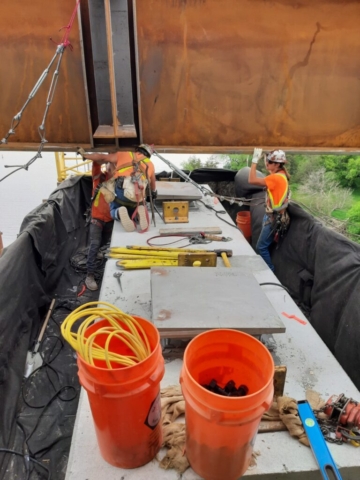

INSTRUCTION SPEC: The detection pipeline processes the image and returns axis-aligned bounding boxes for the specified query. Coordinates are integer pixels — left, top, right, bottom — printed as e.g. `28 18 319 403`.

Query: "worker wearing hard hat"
248 148 290 271
79 144 157 233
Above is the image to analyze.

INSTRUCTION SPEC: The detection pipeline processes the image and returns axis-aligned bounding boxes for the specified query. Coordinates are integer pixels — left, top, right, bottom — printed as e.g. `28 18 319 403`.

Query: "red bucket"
236 211 252 242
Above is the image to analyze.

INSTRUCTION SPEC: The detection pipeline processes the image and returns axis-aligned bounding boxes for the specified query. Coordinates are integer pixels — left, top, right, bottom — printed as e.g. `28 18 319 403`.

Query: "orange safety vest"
91 163 113 222
114 152 153 179
264 172 289 212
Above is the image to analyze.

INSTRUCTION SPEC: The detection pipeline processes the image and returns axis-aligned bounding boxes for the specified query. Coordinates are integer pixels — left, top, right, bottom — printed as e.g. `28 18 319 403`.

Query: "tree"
181 155 203 171
204 155 219 168
321 154 360 188
221 154 249 171
286 154 324 183
297 167 353 216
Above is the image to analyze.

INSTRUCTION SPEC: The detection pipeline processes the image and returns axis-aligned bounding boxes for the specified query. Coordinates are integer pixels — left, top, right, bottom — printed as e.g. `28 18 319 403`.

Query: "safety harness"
265 172 291 244
114 153 150 233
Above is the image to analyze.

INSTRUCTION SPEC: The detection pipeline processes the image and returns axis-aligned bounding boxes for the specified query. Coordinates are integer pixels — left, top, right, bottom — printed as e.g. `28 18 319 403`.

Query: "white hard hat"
266 150 287 163
136 144 154 158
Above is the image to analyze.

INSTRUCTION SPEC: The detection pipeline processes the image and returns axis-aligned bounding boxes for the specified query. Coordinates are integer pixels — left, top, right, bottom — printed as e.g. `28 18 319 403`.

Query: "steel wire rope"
61 301 152 368
0 1 81 183
153 149 265 207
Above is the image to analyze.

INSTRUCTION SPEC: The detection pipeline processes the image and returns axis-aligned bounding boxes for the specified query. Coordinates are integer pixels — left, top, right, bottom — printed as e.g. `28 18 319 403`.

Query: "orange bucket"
180 329 274 480
77 316 164 469
236 211 252 242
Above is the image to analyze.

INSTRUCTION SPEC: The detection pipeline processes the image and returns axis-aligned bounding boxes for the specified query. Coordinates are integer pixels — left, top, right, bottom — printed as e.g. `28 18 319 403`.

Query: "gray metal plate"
156 182 202 200
151 266 285 336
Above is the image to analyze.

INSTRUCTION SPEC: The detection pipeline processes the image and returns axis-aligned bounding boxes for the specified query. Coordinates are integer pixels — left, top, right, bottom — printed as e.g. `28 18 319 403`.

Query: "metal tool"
113 271 123 291
153 202 165 223
298 400 343 480
24 298 56 377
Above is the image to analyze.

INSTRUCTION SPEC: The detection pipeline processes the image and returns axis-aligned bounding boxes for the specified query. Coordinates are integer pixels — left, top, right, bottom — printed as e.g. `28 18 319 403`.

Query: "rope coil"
61 301 151 368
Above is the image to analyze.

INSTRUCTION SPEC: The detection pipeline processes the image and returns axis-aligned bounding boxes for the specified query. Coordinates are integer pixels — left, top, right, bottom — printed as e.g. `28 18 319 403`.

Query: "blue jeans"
87 219 113 274
109 185 137 221
256 214 275 271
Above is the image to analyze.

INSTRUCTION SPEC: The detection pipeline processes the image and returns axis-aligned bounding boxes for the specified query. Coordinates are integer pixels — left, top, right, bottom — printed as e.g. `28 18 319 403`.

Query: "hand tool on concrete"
113 271 123 291
298 400 342 480
24 298 56 378
109 246 231 268
117 252 217 269
123 245 233 259
118 259 178 269
159 227 222 235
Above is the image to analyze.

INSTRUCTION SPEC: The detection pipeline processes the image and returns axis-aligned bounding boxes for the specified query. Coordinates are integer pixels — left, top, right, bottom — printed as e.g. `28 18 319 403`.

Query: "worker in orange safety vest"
248 148 290 272
79 144 157 234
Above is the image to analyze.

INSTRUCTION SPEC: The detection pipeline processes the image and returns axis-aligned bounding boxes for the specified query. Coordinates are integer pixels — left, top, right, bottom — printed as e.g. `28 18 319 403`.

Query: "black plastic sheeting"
235 168 360 391
0 175 101 480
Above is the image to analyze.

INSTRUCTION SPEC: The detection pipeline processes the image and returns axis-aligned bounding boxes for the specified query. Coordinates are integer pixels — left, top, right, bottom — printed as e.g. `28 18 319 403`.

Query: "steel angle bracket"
163 201 189 223
177 252 217 267
298 400 343 480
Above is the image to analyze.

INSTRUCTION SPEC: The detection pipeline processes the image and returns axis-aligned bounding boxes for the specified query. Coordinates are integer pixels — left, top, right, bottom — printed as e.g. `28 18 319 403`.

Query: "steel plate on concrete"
156 181 202 200
151 266 285 336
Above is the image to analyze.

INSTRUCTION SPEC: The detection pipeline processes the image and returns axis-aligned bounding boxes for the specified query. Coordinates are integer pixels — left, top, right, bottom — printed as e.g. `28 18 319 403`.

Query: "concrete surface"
65 192 360 479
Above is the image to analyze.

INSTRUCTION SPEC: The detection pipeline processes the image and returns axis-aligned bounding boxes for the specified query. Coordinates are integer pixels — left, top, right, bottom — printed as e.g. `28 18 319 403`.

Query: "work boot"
137 205 149 231
118 207 135 232
85 274 98 291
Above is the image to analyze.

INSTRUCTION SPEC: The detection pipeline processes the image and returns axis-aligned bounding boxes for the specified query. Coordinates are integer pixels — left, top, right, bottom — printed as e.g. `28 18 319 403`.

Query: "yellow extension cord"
61 301 151 368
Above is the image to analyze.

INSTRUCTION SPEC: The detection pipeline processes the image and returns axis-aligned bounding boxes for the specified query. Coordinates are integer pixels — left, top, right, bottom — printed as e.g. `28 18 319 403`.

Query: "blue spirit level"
298 400 342 480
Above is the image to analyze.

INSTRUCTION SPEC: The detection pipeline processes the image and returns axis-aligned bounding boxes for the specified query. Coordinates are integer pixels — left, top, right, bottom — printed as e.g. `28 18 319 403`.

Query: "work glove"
146 190 157 202
251 147 263 164
76 147 87 160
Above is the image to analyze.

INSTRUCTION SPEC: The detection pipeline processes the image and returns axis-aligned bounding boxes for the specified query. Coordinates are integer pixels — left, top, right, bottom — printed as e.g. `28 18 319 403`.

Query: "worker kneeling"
80 144 157 233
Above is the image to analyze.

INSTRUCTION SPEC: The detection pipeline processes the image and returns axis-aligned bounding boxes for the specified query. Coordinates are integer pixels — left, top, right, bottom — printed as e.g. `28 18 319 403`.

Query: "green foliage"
181 155 203 171
321 155 360 188
347 203 360 236
286 154 323 183
204 155 220 168
221 154 249 171
348 202 360 223
296 167 353 216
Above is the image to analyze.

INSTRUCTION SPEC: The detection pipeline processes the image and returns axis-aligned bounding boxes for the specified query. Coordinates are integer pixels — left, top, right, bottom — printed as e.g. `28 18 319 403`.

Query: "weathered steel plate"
135 0 360 149
0 0 90 146
151 266 286 336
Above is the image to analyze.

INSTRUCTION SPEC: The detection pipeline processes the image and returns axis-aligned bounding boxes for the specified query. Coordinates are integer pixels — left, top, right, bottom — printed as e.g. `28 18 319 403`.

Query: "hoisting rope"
61 301 151 368
0 0 81 183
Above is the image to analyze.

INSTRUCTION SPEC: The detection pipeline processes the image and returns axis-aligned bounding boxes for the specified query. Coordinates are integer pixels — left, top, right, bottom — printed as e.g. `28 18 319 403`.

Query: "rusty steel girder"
1 0 360 151
135 0 360 150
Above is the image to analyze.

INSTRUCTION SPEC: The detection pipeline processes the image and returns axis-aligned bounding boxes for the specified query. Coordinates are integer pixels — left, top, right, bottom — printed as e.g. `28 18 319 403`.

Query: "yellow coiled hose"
61 301 151 368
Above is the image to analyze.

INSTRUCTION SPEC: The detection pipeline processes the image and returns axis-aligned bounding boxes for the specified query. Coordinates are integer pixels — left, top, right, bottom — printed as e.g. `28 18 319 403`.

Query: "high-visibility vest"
266 172 289 212
115 152 151 179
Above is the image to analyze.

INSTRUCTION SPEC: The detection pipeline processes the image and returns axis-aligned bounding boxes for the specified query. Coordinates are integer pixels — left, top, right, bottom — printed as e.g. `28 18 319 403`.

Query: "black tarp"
0 175 96 480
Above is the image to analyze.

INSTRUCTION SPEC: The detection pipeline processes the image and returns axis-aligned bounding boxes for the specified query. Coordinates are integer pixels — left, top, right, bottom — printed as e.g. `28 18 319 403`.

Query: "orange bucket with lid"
77 316 164 469
236 211 252 242
180 329 274 480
